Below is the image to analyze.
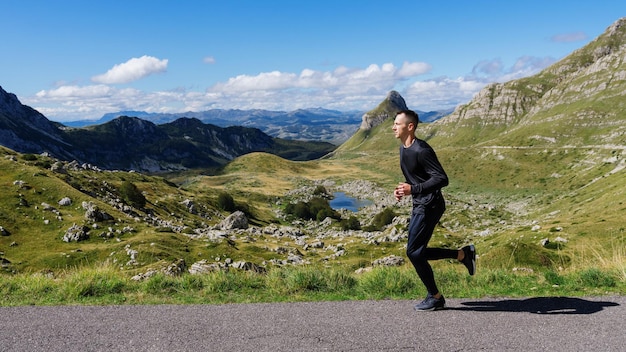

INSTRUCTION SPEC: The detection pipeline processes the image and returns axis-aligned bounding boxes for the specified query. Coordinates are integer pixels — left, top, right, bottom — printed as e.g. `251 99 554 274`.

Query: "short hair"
395 109 419 128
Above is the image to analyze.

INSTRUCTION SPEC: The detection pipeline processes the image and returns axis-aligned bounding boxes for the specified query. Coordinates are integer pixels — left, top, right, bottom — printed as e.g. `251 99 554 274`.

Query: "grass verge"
1 263 623 307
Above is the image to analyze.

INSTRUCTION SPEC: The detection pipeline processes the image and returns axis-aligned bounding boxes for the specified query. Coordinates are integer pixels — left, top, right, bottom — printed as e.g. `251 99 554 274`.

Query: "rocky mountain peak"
359 90 408 130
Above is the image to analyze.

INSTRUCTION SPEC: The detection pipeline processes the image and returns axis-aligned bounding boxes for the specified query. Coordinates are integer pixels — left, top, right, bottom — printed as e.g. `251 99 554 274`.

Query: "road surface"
1 296 624 351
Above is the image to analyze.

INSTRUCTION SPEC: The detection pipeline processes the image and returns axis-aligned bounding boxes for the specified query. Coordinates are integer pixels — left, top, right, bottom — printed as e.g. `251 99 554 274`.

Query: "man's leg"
406 208 445 296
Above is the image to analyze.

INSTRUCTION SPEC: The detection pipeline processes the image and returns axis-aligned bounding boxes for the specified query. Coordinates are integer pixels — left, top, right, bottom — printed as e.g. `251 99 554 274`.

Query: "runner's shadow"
449 297 619 315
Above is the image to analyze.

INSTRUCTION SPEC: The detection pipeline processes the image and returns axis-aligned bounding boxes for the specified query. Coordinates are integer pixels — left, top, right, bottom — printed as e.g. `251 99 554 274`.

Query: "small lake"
329 192 372 212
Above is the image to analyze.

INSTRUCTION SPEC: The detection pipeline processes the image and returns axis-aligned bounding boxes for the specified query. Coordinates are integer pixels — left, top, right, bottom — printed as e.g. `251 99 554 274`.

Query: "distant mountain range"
0 87 337 172
60 107 453 145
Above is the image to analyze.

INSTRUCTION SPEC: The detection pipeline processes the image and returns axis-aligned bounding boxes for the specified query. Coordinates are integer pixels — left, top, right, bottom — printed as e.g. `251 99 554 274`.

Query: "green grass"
1 263 623 306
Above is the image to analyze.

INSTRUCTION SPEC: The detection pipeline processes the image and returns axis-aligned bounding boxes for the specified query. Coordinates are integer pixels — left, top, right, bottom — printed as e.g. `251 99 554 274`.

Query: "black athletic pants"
406 194 457 296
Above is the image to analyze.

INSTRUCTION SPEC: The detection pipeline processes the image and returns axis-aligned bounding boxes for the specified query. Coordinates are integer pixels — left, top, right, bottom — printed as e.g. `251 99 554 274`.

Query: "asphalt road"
1 296 624 352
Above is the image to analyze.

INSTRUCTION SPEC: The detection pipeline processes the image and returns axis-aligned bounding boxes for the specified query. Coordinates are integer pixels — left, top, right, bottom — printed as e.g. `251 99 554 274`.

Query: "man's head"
392 110 419 139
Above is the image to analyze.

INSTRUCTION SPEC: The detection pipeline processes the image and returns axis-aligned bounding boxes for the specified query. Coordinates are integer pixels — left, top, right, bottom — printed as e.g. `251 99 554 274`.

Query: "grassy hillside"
0 146 235 274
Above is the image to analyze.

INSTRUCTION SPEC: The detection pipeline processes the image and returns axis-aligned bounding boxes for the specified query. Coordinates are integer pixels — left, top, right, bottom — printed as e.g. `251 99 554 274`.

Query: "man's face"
392 114 412 139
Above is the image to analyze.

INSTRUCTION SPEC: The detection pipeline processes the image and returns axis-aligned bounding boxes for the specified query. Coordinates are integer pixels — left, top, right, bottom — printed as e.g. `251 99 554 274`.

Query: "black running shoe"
414 294 446 311
461 244 476 275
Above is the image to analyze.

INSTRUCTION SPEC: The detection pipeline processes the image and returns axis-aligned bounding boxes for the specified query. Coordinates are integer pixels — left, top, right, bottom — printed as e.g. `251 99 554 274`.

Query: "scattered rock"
354 267 373 274
82 201 113 222
373 255 405 267
58 197 72 206
131 270 158 281
188 260 226 274
63 224 89 242
181 199 197 214
164 259 186 276
512 267 534 273
50 161 67 174
231 261 266 274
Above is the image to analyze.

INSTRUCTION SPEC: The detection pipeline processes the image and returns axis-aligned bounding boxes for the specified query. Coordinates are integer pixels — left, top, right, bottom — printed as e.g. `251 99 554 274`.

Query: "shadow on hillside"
449 297 619 315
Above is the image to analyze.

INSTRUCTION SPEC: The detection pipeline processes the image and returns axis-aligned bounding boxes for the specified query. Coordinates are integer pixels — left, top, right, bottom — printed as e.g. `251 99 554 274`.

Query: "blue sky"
1 0 624 122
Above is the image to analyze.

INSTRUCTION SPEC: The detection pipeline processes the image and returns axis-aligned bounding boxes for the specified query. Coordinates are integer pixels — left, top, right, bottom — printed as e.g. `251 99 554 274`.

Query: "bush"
217 192 236 212
363 207 396 231
375 207 396 227
119 181 146 208
544 270 565 285
341 216 361 231
284 197 340 221
293 201 312 220
316 207 337 222
313 185 328 196
358 267 418 298
22 153 38 161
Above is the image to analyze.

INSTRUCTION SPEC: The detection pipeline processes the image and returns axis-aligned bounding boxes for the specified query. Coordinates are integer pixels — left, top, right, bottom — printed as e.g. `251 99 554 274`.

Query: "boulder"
220 211 248 230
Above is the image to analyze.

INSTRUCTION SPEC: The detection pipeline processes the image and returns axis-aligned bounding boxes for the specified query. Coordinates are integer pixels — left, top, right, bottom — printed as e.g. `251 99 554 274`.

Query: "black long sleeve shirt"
399 138 449 208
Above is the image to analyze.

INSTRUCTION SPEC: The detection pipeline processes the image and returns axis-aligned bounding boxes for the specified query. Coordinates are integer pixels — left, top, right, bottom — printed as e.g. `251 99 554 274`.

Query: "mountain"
61 106 451 145
0 88 335 172
62 108 365 145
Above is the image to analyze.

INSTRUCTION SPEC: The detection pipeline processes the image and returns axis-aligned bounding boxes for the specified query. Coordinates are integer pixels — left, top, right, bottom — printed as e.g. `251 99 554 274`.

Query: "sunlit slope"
0 146 228 273
208 150 400 193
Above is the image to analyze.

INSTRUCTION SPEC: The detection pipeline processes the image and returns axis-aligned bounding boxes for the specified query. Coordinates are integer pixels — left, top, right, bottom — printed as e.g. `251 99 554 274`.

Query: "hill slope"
331 18 626 269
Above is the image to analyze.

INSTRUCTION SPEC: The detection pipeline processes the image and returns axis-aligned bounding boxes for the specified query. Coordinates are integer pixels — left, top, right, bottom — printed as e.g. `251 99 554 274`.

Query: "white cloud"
209 61 431 94
31 85 185 121
398 61 432 77
27 57 553 121
35 84 114 98
91 55 168 84
403 77 485 111
203 56 216 64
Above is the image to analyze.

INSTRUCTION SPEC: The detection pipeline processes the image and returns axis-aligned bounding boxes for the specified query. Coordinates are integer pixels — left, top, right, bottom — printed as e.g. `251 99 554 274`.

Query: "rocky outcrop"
438 17 626 147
